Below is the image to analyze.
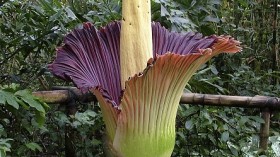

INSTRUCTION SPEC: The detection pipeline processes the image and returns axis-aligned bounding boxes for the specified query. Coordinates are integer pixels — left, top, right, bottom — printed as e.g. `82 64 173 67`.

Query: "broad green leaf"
269 136 280 156
49 9 63 21
177 132 185 139
227 141 239 156
0 90 19 109
209 0 221 5
0 138 12 156
0 138 13 146
183 106 199 117
160 5 169 16
25 142 42 152
35 111 46 127
208 134 216 144
190 0 197 7
38 0 56 14
239 116 249 125
249 116 265 124
221 131 229 142
203 15 220 23
0 150 5 157
16 98 30 109
210 65 218 75
65 7 77 20
15 90 45 113
185 120 194 130
91 139 102 146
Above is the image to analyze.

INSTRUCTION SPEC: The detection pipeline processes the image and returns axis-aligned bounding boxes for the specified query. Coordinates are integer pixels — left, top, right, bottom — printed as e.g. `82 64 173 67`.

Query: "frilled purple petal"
152 22 217 56
49 22 122 106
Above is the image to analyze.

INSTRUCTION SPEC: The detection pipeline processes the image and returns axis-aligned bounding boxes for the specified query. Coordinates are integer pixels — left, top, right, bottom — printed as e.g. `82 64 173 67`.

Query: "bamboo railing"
33 87 280 109
33 87 280 155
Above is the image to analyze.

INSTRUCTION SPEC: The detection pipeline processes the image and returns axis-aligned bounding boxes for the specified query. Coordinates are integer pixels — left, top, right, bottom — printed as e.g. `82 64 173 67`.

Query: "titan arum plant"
49 0 241 156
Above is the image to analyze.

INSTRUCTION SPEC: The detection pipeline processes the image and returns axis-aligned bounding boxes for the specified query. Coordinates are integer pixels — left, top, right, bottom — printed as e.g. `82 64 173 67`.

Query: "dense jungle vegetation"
0 0 279 156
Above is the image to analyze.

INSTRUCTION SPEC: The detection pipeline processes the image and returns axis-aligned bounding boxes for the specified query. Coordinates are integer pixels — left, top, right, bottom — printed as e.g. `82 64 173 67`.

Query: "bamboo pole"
180 93 280 109
33 88 280 109
33 88 96 104
259 108 270 151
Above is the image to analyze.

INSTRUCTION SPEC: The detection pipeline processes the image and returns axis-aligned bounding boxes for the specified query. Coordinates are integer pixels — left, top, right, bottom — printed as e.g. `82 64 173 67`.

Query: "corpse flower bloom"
49 1 241 157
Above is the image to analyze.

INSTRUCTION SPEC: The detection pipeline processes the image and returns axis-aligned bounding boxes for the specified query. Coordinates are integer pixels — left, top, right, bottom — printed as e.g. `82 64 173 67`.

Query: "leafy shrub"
0 84 48 156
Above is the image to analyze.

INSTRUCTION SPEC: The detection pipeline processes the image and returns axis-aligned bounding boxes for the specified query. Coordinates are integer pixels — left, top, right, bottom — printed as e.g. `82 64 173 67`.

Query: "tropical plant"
1 0 279 156
48 0 241 156
0 0 120 89
0 84 48 156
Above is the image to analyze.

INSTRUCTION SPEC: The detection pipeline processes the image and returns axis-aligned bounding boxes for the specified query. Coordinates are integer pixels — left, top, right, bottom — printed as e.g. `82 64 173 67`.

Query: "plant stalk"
120 0 153 89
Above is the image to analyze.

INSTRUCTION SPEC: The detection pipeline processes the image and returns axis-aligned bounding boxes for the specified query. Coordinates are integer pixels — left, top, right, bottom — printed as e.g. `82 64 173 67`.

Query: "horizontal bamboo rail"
181 93 280 109
33 88 280 109
33 88 96 104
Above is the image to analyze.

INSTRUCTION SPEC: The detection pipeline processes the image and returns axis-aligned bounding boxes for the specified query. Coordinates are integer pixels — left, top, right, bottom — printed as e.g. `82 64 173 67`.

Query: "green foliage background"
0 0 279 156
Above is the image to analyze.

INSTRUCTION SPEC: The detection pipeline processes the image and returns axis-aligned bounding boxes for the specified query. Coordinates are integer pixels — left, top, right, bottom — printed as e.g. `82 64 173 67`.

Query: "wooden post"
259 108 270 152
64 94 77 157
